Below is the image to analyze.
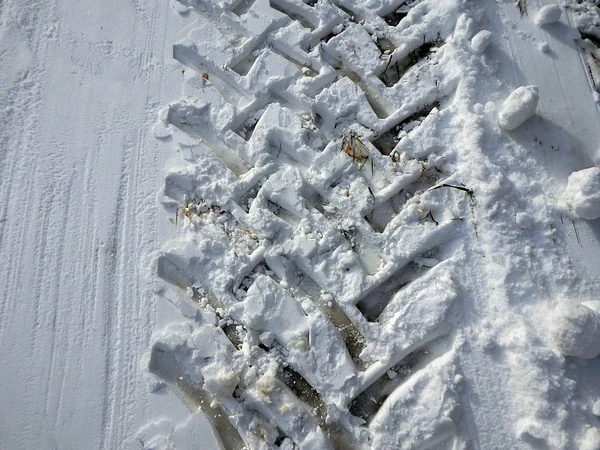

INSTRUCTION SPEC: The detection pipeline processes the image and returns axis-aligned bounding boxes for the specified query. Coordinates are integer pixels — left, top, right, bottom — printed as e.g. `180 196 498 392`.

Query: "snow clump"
471 30 492 53
535 5 562 26
550 300 600 359
498 85 539 130
565 167 600 220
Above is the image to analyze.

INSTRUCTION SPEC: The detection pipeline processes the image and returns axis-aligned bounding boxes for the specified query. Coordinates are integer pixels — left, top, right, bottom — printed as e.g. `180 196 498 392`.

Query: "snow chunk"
516 419 549 447
203 369 239 396
535 5 562 26
498 85 539 130
471 30 492 54
516 212 532 229
581 428 600 450
550 301 600 359
538 42 550 54
230 275 309 345
565 167 600 220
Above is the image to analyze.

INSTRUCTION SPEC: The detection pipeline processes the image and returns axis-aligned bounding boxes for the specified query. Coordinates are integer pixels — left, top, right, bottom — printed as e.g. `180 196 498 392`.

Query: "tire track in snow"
99 127 134 449
40 169 76 429
150 0 468 448
99 5 167 446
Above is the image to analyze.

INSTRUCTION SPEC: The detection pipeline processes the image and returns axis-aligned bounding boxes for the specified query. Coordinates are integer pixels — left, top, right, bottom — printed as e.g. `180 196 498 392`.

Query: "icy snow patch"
535 5 562 26
498 85 539 130
550 301 600 359
565 167 600 220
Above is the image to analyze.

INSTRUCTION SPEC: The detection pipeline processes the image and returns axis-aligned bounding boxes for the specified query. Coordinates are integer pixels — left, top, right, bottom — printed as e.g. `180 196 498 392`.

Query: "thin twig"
571 219 581 246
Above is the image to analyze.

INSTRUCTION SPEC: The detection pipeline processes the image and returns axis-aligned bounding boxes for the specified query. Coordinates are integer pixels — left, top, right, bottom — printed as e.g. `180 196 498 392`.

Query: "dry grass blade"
341 132 374 177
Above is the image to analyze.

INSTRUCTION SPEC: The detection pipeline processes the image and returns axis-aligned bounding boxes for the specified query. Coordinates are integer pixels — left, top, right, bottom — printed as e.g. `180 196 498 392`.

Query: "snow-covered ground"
1 0 600 449
0 0 218 448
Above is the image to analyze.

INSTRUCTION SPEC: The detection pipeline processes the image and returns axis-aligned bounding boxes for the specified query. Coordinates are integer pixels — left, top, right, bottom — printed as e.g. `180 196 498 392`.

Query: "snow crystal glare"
498 85 539 130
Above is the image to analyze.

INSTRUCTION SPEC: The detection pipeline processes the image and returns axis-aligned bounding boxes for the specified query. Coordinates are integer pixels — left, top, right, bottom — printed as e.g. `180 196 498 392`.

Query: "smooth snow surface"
498 85 540 131
2 0 600 449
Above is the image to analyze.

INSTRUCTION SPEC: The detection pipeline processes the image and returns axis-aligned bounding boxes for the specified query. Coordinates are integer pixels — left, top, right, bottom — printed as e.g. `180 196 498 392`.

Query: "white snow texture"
3 0 600 449
498 85 539 130
551 301 600 359
565 167 600 220
536 5 562 26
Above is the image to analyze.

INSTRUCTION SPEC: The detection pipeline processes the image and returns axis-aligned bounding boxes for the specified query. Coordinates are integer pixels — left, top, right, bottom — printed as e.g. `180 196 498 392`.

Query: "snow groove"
150 0 475 448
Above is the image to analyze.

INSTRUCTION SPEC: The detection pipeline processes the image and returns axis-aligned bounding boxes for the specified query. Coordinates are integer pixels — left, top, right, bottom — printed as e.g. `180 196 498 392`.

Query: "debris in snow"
498 85 539 130
471 30 492 53
565 167 600 220
550 301 600 359
535 5 562 26
592 400 600 417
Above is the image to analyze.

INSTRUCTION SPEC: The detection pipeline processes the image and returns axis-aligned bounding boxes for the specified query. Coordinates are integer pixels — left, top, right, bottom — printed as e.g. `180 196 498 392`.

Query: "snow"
0 1 219 449
497 85 540 130
566 1 600 40
470 30 492 54
3 0 600 449
536 5 563 26
565 167 600 220
538 41 551 53
551 301 600 359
